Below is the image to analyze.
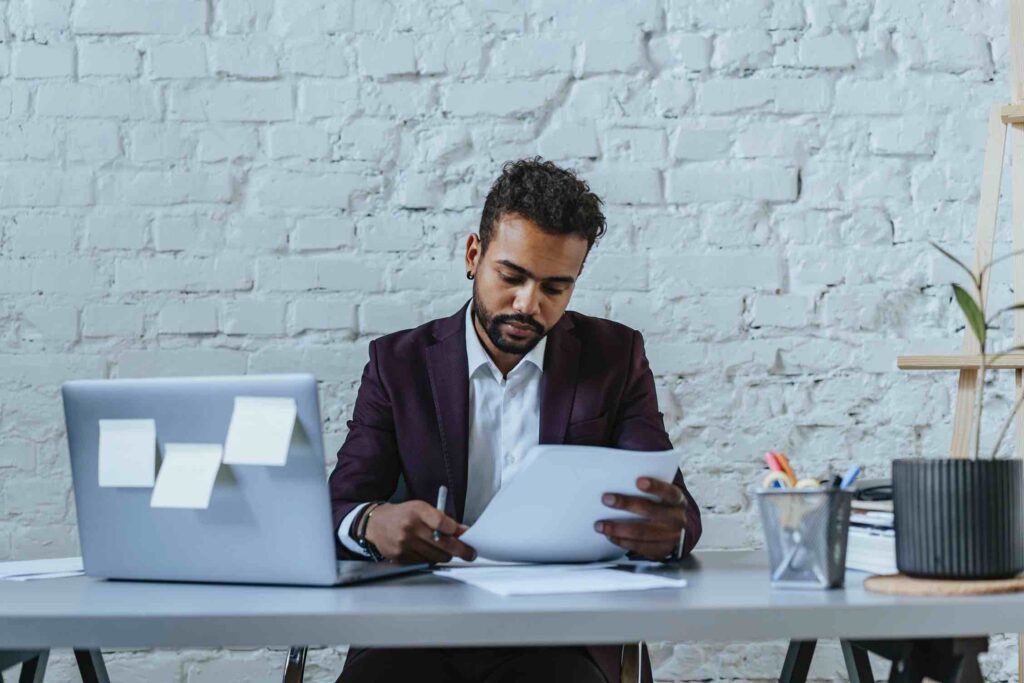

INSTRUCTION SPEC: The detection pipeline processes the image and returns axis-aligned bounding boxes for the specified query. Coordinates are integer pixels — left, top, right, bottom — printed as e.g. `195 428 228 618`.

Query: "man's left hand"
595 477 688 561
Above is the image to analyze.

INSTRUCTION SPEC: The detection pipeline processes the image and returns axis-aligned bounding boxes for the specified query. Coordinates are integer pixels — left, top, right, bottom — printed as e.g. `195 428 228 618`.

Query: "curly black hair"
478 157 606 254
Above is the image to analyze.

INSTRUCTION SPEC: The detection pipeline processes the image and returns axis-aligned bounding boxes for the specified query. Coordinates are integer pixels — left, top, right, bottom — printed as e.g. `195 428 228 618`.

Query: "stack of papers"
435 564 687 596
0 557 84 581
458 445 681 563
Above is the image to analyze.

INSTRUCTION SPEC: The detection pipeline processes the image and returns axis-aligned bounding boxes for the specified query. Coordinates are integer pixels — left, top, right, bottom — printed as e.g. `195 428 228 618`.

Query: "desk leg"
0 651 48 683
73 649 110 683
840 641 873 683
17 650 48 683
780 640 816 683
282 646 307 683
0 650 49 683
850 637 987 683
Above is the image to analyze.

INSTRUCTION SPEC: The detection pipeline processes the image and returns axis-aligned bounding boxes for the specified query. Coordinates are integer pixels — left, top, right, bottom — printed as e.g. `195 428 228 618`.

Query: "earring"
467 272 474 280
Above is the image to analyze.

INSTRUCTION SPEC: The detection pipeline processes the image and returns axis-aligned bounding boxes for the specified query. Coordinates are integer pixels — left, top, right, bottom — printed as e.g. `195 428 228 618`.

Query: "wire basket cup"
756 488 853 589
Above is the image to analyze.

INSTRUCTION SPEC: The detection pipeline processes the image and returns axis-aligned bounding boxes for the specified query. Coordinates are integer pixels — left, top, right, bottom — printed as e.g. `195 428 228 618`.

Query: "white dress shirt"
338 305 546 554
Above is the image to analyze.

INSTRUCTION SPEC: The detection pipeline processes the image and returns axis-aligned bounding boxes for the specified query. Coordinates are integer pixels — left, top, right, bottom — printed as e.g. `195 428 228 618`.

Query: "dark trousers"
337 646 609 683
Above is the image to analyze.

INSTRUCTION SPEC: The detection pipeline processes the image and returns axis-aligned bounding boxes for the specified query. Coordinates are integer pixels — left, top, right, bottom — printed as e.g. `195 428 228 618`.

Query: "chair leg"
780 640 817 683
282 646 308 683
74 649 110 683
620 642 641 683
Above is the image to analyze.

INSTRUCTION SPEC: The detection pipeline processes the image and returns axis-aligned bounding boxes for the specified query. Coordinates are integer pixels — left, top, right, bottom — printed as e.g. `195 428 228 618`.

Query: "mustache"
491 314 544 335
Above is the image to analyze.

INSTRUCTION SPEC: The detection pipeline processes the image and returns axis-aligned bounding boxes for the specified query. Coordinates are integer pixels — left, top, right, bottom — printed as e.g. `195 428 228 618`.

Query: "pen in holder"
756 488 853 589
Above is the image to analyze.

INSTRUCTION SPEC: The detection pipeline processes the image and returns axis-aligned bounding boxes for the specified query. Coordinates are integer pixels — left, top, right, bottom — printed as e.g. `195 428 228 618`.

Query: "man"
330 158 701 683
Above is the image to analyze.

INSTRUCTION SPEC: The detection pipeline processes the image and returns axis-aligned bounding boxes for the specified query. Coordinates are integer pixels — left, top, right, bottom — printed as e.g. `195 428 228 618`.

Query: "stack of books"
846 485 896 575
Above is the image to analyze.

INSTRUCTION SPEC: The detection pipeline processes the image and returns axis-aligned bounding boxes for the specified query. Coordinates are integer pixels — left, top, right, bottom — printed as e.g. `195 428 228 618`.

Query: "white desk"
0 551 1018 682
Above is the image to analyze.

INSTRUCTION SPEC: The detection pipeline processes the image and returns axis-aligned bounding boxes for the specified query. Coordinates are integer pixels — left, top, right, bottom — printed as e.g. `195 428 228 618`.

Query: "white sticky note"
98 419 156 488
150 443 223 509
222 396 297 466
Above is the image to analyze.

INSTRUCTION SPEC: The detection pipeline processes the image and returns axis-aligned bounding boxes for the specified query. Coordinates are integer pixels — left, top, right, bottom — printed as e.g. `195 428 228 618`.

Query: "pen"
432 485 448 542
840 465 861 489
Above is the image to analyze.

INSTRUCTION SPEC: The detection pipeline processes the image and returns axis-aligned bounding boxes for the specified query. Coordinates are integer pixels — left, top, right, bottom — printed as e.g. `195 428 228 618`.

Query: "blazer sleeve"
328 339 402 559
611 329 702 558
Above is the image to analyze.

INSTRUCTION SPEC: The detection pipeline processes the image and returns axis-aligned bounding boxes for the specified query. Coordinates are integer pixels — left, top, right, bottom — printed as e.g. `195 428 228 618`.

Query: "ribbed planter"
893 458 1024 579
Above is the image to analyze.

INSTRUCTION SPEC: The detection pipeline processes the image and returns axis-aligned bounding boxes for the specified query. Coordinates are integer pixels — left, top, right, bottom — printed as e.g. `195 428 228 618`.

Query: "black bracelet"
355 502 385 562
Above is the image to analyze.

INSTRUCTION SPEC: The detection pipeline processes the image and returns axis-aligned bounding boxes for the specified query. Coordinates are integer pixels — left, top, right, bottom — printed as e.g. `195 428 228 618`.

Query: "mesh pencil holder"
756 488 853 589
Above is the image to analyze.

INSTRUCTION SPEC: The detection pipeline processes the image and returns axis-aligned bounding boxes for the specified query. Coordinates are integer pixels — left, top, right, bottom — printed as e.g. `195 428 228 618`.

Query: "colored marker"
773 452 798 487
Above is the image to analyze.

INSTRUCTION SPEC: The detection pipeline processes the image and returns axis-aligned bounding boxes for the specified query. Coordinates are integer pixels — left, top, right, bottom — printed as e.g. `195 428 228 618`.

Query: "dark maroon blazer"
328 301 701 682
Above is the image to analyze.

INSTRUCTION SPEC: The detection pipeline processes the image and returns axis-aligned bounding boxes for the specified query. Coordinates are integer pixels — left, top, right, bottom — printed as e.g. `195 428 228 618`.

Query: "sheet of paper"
0 557 83 580
97 418 156 487
437 560 616 570
459 445 680 563
437 566 687 596
150 443 223 509
222 396 297 466
6 571 84 582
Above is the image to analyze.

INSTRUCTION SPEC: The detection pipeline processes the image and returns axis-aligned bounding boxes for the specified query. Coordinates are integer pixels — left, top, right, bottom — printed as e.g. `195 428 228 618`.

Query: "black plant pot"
893 458 1024 579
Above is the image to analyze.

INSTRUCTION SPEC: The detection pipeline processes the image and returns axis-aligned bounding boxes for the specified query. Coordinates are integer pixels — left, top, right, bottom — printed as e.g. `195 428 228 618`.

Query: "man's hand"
595 477 688 561
365 500 477 564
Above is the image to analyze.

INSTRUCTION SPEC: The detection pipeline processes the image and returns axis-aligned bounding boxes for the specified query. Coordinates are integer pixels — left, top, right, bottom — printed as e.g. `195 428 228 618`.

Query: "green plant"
932 242 1024 459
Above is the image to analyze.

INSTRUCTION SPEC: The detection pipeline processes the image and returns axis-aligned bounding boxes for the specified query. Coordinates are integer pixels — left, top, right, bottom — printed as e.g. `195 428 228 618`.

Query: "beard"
471 285 547 355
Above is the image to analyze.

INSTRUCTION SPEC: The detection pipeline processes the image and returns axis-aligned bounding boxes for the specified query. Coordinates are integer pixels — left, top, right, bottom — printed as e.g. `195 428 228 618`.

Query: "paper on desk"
150 443 223 509
459 445 680 563
223 396 297 466
0 557 83 581
437 559 616 569
98 419 156 488
437 565 687 596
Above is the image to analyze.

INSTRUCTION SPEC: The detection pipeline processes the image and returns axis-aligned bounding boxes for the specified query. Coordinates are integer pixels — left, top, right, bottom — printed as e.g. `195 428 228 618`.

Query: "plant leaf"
986 302 1024 326
979 247 1024 278
931 241 980 289
952 283 986 346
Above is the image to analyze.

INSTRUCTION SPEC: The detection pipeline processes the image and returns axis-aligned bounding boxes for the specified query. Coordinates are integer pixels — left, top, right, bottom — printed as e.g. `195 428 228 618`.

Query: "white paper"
0 557 83 580
459 445 681 563
222 396 297 466
437 560 616 570
437 565 687 596
98 419 156 488
7 571 84 581
150 443 223 509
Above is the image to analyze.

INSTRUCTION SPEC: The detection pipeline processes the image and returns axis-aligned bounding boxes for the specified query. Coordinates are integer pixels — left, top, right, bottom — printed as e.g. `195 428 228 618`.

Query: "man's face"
467 213 589 355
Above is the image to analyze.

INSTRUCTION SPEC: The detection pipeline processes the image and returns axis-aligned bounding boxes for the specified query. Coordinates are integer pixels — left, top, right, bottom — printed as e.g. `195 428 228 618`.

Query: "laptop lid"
62 374 339 586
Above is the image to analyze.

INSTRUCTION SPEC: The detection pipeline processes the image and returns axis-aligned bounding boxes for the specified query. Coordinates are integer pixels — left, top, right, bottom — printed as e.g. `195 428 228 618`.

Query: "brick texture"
0 1 1019 681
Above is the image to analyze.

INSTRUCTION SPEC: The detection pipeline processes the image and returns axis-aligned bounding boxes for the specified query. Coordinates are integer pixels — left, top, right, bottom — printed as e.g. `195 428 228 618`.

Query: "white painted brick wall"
1 0 1021 680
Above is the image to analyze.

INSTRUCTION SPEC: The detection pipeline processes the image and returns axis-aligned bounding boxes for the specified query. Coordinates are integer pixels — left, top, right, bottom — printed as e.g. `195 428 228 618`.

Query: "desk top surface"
2 550 1023 649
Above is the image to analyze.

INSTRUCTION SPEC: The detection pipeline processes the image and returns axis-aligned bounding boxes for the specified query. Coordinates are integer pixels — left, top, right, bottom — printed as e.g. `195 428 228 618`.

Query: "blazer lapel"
425 303 471 521
539 314 580 445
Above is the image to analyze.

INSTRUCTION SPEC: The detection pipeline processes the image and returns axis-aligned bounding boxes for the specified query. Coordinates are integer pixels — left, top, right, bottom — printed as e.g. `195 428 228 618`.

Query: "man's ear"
465 233 482 273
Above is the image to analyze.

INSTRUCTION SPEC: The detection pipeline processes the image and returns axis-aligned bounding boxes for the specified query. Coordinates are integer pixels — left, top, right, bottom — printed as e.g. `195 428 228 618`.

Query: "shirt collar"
465 304 547 380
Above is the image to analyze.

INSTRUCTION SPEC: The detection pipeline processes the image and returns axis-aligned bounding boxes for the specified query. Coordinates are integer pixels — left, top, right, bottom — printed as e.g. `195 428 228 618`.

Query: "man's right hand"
365 500 477 564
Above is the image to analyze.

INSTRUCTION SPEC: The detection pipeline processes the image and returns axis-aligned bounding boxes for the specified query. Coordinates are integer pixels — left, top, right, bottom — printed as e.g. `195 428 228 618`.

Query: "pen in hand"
432 485 448 542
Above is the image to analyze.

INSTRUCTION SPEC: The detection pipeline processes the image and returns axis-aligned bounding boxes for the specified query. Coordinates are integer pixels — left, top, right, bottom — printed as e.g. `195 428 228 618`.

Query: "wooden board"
865 573 1024 597
898 354 1024 370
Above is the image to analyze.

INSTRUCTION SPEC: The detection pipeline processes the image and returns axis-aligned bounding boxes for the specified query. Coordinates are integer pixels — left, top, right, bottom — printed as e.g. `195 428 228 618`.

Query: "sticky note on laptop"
223 396 297 466
98 419 156 488
150 443 223 509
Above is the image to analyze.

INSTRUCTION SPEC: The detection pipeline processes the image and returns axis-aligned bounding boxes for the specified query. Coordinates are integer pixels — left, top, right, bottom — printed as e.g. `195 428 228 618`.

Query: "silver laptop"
62 374 424 586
